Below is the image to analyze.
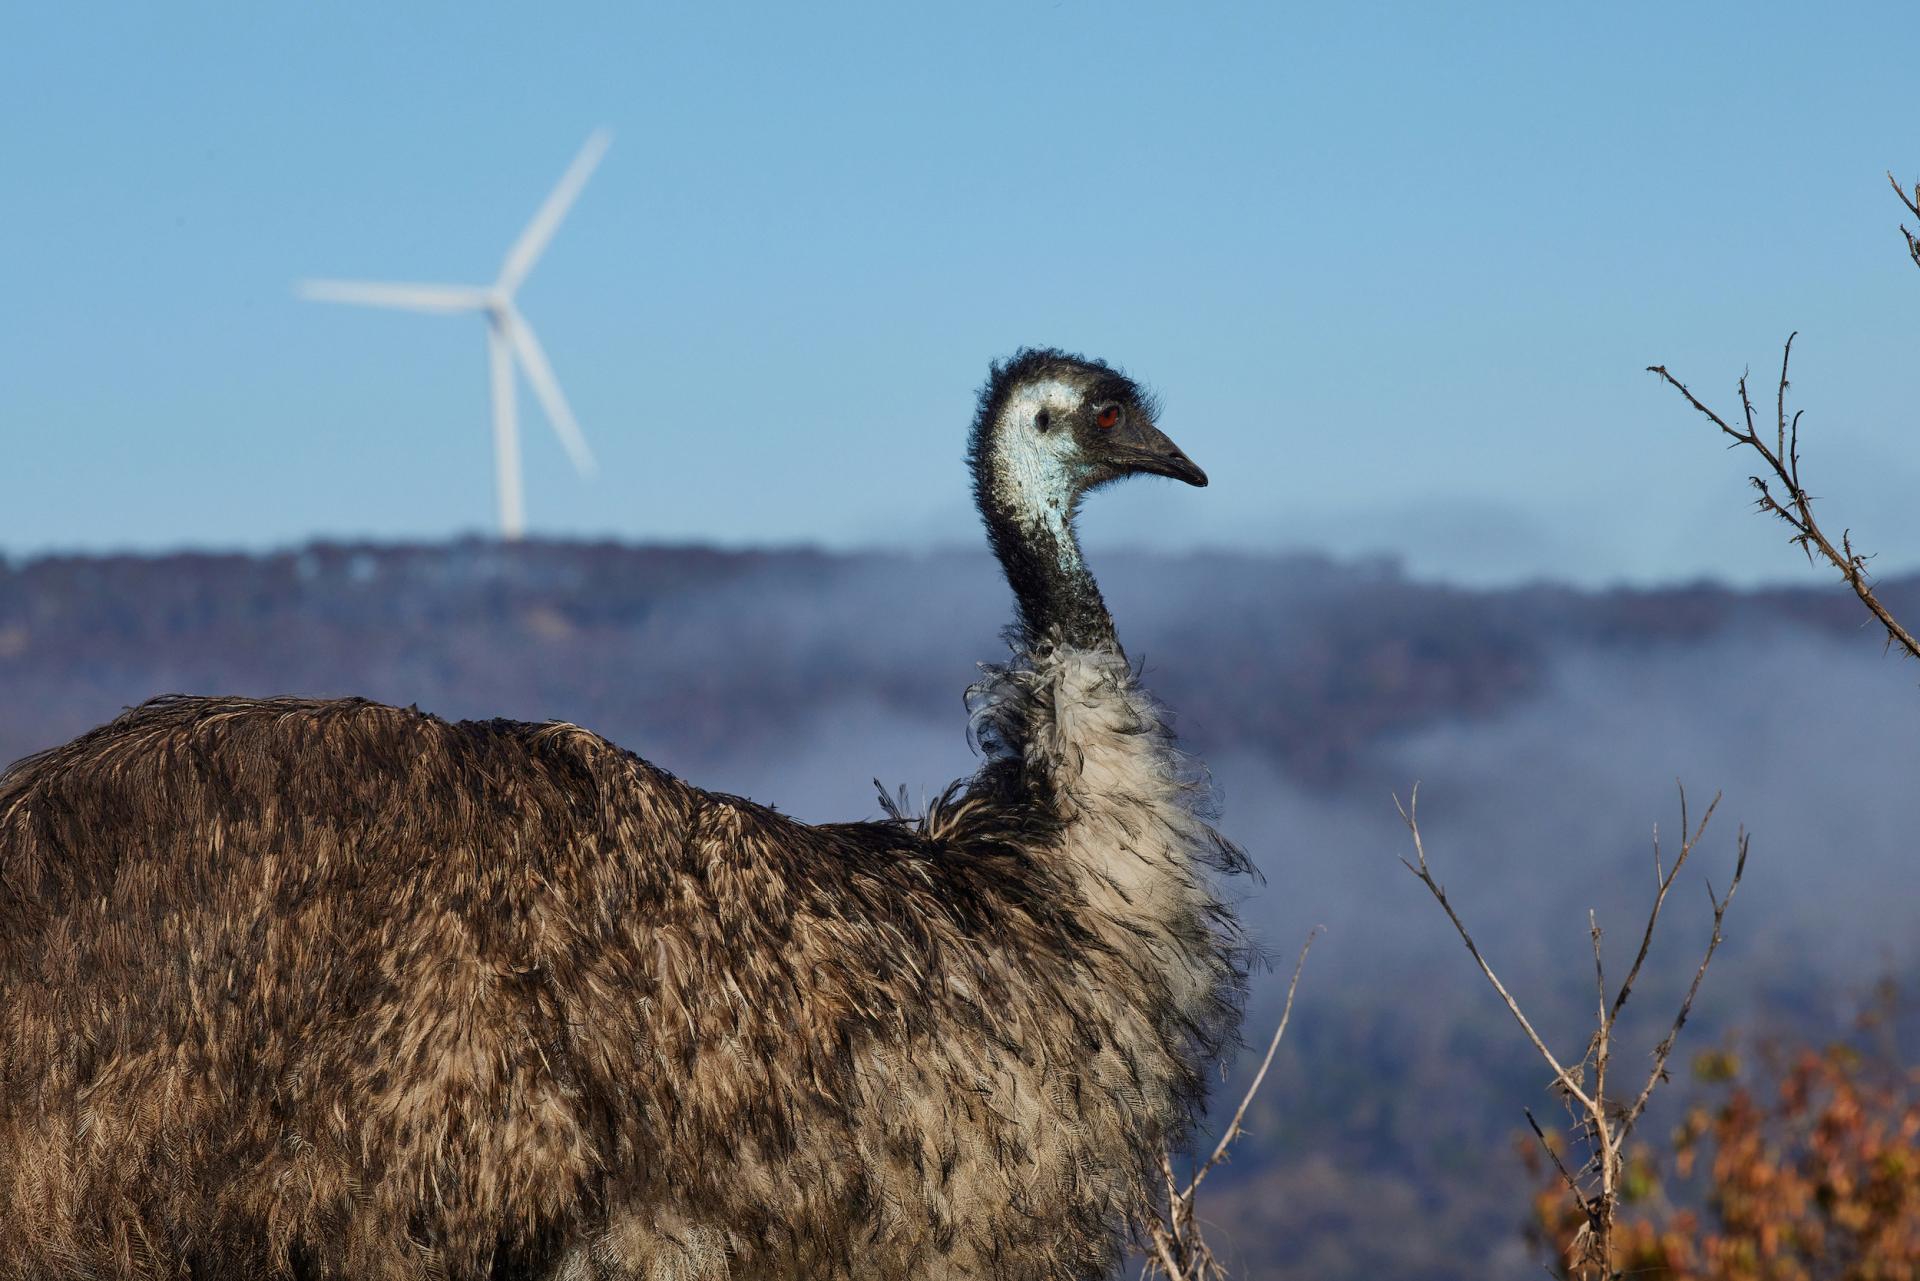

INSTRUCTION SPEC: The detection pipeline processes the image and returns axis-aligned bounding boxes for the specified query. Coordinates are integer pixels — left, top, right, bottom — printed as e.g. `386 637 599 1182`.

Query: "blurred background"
5 3 1919 1275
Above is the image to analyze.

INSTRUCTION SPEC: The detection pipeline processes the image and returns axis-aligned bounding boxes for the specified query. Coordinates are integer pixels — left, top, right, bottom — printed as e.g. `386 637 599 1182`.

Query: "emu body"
0 351 1245 1281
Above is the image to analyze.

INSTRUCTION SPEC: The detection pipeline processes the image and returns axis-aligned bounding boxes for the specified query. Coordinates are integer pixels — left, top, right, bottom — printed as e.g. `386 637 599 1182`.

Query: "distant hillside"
5 541 1917 1279
2 539 1906 780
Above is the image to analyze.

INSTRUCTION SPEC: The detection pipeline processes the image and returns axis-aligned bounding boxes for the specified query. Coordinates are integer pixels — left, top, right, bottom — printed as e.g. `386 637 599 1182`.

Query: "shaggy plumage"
0 351 1246 1281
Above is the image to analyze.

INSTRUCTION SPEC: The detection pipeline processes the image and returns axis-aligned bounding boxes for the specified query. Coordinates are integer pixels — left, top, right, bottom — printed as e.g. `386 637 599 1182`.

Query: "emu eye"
1035 408 1051 431
1095 406 1121 429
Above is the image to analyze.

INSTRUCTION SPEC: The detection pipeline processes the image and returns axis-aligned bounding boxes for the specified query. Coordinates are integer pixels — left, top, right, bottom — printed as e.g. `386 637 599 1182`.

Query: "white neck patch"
989 379 1088 561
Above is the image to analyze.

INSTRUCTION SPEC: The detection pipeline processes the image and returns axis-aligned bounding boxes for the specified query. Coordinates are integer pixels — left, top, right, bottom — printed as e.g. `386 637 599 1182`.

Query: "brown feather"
0 649 1243 1280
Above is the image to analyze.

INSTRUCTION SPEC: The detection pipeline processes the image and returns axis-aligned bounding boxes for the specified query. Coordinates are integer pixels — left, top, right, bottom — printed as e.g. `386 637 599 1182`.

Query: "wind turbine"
298 130 611 540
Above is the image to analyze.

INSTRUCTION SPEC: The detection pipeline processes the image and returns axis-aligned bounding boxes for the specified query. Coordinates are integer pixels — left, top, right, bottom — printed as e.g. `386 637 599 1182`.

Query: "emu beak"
1122 424 1209 487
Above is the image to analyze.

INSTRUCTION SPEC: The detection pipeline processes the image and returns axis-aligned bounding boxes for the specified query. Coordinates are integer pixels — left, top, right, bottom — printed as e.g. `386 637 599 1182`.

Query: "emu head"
968 348 1206 648
969 348 1204 530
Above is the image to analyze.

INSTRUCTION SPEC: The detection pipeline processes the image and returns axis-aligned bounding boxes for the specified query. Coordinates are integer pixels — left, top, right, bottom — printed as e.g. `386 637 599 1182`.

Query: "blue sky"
4 2 1917 584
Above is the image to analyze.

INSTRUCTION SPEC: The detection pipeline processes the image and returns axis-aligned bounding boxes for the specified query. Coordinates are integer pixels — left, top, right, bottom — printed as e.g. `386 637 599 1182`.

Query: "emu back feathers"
0 684 1242 1281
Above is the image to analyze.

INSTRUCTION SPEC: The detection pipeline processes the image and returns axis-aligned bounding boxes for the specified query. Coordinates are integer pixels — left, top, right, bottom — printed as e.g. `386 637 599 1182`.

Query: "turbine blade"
296 280 488 313
504 309 596 477
495 129 612 293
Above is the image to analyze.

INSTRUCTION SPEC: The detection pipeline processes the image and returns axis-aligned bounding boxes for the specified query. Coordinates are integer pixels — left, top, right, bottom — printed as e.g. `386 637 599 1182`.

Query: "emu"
0 349 1247 1281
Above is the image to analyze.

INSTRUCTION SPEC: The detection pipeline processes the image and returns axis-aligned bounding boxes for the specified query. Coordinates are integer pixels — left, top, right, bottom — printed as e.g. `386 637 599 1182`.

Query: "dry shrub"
1526 996 1920 1278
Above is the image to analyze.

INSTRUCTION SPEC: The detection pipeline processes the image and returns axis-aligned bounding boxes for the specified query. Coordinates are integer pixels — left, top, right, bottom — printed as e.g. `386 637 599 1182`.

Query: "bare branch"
1892 170 1920 220
1149 1232 1187 1281
1142 929 1318 1281
1396 787 1593 1110
1405 785 1748 1281
1776 335 1793 463
1621 828 1748 1135
1526 1107 1593 1220
1891 171 1920 269
1590 911 1609 1112
1609 788 1719 1027
1648 340 1920 662
1187 928 1319 1196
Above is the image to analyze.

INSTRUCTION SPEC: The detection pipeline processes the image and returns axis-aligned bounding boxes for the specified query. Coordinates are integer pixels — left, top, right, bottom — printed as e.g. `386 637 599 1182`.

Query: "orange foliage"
1527 1036 1920 1279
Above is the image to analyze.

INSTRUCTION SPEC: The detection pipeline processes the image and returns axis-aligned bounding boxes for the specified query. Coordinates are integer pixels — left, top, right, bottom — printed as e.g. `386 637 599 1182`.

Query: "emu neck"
983 504 1117 653
975 436 1118 653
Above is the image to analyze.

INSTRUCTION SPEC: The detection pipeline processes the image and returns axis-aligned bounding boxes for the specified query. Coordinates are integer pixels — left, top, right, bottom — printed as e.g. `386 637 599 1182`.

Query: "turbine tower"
298 130 611 540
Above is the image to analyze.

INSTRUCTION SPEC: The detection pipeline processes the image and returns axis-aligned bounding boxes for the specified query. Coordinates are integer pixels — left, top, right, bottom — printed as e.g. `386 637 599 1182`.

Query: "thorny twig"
1142 929 1319 1281
1398 784 1747 1281
1647 172 1920 662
